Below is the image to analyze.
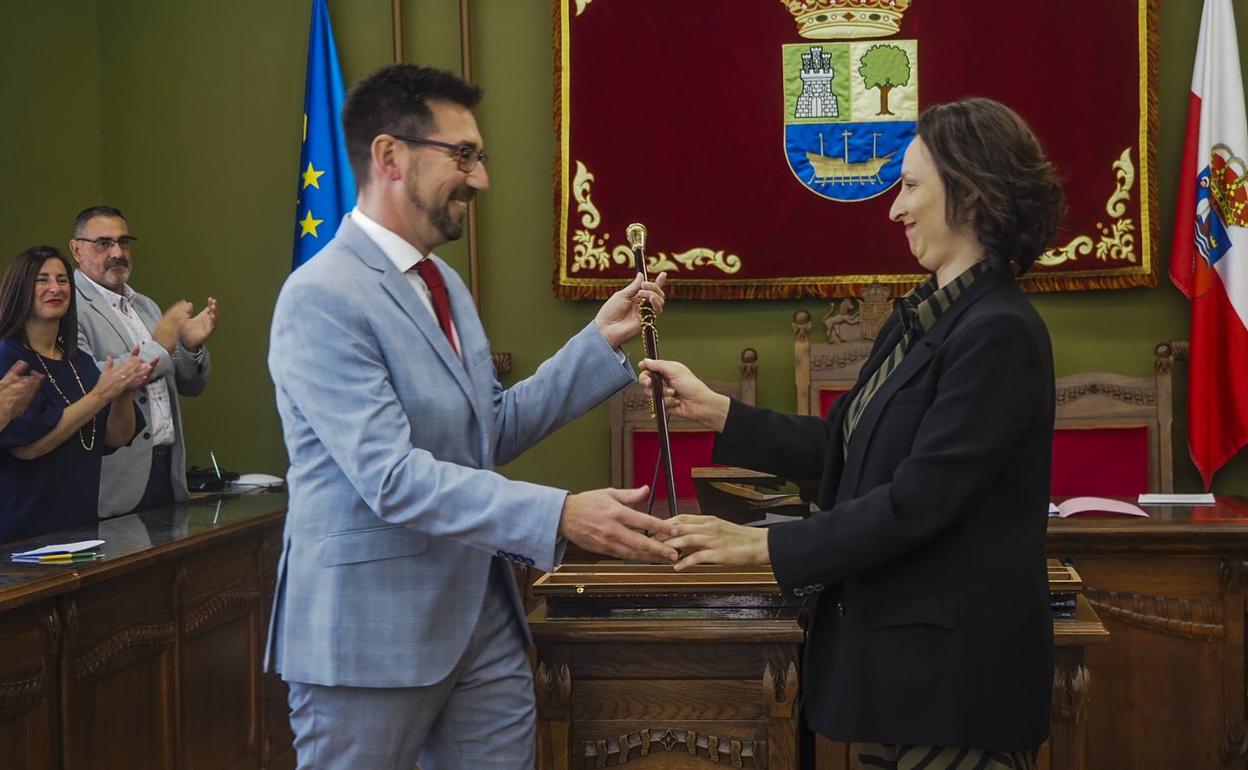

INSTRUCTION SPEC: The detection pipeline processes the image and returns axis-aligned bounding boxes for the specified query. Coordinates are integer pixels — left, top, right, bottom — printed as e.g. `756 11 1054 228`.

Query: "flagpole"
391 0 403 63
459 0 481 308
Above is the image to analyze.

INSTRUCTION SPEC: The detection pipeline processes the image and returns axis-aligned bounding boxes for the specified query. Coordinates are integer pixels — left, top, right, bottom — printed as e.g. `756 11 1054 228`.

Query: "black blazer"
713 270 1055 750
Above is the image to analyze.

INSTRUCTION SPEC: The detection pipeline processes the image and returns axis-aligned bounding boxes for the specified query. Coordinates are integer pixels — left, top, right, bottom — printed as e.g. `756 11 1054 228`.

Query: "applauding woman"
641 99 1063 768
0 246 153 544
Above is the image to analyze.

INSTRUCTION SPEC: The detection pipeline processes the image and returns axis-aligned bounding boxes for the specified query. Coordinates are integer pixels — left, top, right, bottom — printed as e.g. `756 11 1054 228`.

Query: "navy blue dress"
0 339 138 544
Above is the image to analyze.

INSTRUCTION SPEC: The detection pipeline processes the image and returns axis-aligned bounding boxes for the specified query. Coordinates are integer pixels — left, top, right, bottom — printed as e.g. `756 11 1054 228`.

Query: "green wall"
3 0 1248 493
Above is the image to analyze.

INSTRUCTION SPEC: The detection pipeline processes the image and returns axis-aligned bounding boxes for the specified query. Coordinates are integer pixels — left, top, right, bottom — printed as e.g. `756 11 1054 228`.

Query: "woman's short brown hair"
915 98 1065 276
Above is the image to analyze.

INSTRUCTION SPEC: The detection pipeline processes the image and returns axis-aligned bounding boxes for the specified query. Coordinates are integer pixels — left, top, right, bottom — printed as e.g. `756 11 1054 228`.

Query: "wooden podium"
530 562 1106 770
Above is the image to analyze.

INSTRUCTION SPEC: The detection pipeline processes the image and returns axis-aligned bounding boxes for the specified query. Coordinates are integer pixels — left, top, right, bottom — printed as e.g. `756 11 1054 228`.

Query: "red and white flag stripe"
1170 0 1248 488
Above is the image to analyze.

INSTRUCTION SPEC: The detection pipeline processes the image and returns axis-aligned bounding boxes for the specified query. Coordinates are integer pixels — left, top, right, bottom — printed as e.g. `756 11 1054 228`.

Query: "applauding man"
70 206 217 516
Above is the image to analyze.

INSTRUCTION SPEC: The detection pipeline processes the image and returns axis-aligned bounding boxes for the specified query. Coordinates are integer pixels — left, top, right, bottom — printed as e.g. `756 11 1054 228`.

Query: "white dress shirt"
78 272 176 446
351 207 462 357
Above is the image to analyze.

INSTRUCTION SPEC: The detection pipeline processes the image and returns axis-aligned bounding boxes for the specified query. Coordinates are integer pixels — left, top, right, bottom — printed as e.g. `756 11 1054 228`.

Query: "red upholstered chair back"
609 348 758 512
1052 355 1179 495
794 283 895 417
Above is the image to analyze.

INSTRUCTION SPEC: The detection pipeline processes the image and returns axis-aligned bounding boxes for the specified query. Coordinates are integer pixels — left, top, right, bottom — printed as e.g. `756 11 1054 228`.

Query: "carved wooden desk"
1048 497 1248 770
530 564 804 769
531 565 1106 770
0 493 292 770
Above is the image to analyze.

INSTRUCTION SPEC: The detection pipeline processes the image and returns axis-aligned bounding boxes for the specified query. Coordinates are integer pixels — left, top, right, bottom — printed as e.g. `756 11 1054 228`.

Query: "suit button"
139 397 147 404
143 432 151 439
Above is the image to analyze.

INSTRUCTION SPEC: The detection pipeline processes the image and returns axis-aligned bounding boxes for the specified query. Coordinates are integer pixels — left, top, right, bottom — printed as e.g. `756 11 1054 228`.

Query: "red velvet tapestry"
553 0 1159 300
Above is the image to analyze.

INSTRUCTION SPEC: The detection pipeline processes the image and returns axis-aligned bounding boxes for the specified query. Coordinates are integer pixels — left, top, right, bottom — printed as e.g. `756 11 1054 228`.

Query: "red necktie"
414 259 459 355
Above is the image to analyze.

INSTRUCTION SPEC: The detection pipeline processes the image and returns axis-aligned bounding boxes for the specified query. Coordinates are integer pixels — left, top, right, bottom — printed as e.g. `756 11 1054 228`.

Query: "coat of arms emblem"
780 0 918 202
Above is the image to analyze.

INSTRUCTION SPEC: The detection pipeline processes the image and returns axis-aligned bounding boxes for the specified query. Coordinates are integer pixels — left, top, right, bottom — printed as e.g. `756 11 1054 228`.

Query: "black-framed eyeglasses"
73 236 139 253
391 135 488 173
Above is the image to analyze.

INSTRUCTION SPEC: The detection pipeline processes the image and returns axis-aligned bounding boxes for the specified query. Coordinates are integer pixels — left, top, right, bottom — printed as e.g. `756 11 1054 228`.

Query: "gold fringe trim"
551 0 1162 300
1144 0 1161 288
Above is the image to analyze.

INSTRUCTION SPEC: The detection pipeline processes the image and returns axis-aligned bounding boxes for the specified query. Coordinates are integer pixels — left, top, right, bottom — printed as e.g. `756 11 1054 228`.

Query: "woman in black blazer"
642 98 1064 769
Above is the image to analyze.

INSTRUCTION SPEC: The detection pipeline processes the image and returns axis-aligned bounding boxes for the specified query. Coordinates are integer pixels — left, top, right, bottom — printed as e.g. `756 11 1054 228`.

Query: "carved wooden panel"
535 625 801 770
0 600 59 770
179 538 266 770
61 564 178 770
1060 555 1235 770
580 725 766 768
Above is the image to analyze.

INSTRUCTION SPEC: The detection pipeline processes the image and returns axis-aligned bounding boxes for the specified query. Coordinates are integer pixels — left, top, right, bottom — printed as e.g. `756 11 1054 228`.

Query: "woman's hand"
637 359 731 432
94 347 153 401
594 272 667 348
663 514 770 571
0 360 44 430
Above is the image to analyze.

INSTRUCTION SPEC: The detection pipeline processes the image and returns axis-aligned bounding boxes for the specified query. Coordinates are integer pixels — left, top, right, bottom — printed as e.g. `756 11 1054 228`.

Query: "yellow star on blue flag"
292 0 355 270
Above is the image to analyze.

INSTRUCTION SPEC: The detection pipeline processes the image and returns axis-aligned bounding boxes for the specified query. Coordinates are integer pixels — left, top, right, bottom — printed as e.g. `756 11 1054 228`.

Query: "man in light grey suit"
267 65 678 769
71 206 217 517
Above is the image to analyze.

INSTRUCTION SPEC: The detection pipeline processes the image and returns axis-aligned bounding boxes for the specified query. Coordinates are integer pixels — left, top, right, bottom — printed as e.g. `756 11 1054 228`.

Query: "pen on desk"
210 450 223 480
19 552 100 564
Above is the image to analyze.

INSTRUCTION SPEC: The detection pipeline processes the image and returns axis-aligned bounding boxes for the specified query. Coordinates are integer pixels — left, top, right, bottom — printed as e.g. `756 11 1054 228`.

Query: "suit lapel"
74 271 135 349
337 219 479 415
838 271 1005 496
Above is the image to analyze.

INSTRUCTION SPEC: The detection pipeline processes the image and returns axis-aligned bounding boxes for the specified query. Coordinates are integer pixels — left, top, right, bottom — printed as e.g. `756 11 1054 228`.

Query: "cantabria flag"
1170 0 1248 487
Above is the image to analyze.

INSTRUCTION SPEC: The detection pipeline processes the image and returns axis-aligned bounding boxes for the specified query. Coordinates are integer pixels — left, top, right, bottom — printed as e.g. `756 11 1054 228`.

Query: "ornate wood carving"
1154 339 1189 374
581 727 764 768
1055 381 1156 406
624 392 651 412
1223 719 1248 763
1051 660 1090 723
763 660 799 719
41 607 61 655
739 348 758 381
1219 559 1248 594
0 662 46 721
535 661 572 721
73 622 177 684
793 310 812 344
810 348 871 372
1084 587 1223 640
182 587 264 634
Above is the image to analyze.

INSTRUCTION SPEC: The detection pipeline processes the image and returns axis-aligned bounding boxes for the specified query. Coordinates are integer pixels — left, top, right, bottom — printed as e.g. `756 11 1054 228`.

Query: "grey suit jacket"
265 217 634 688
74 271 212 517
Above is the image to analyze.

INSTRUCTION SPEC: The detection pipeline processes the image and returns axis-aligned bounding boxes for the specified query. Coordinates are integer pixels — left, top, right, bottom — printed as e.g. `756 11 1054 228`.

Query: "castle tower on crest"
795 46 838 119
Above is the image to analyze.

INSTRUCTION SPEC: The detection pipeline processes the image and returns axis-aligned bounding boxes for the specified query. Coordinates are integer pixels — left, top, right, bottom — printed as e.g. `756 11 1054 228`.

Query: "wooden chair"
794 282 893 417
1049 341 1182 496
608 347 758 513
793 282 1181 495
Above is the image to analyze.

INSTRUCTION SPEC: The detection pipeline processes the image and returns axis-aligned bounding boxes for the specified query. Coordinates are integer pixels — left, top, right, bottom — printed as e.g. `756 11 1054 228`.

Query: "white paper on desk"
12 539 104 558
1138 493 1216 505
744 513 804 528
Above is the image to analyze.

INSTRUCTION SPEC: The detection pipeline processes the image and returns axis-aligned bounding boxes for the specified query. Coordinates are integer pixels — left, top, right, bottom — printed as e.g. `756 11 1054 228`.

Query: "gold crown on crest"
780 0 912 39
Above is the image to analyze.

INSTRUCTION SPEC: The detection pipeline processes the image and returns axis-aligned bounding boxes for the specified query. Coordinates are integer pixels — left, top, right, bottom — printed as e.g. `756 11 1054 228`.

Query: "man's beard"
409 183 473 243
102 257 131 288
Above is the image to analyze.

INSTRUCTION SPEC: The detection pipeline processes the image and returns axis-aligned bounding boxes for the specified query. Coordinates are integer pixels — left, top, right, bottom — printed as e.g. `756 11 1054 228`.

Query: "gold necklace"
31 350 96 452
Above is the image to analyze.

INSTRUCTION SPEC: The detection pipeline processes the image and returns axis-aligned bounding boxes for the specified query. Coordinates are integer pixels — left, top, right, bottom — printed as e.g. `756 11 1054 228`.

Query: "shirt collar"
350 207 432 273
898 261 991 342
78 270 136 309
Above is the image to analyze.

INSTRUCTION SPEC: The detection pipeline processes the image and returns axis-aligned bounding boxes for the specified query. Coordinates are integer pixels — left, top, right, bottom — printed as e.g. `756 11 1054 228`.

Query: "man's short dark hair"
342 64 483 186
74 205 127 236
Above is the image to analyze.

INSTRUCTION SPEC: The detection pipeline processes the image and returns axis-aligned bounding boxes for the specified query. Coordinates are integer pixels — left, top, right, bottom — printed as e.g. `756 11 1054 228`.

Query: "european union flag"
293 0 355 270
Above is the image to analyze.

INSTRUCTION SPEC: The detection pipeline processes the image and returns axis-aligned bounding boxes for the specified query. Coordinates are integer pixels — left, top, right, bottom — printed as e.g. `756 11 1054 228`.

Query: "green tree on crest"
858 45 911 116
